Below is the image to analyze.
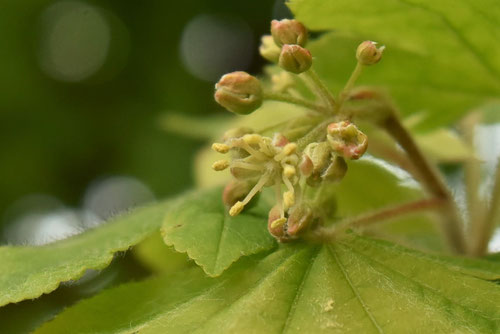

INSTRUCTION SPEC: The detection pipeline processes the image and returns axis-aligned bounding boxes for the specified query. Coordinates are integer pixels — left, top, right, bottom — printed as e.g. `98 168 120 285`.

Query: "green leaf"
133 232 193 275
35 235 500 333
0 201 169 307
334 159 444 252
161 187 276 277
288 0 500 129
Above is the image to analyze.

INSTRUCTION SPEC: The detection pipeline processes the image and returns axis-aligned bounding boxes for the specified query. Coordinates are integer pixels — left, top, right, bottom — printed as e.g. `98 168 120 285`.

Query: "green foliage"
161 187 276 276
36 236 500 333
289 0 500 129
0 201 169 307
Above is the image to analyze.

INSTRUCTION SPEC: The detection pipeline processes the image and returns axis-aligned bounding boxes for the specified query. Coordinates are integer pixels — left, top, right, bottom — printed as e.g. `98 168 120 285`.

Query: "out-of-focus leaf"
288 0 500 129
159 113 233 140
414 128 474 163
36 235 500 333
0 201 169 307
161 187 276 277
133 232 193 275
333 159 444 252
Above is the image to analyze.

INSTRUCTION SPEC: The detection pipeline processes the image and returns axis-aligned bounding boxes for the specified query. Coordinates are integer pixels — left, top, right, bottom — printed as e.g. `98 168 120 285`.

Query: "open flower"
212 132 299 220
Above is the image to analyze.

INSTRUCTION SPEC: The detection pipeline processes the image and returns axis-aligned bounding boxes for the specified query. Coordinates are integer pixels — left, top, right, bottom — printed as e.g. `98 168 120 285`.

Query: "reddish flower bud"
286 203 314 237
356 41 384 66
215 72 263 115
279 45 312 74
327 121 368 160
271 19 308 47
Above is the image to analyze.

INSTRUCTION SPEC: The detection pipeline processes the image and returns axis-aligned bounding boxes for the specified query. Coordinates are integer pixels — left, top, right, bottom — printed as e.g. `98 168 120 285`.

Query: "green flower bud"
215 72 263 115
321 155 347 183
356 41 385 66
259 35 281 63
302 142 333 186
279 44 312 74
271 19 308 47
327 121 368 160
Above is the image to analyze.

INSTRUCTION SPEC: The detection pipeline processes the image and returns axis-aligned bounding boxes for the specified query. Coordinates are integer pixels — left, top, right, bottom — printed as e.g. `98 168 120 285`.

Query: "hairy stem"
309 198 445 242
472 157 500 255
263 92 328 114
301 69 336 110
381 114 467 254
296 118 333 150
337 62 364 109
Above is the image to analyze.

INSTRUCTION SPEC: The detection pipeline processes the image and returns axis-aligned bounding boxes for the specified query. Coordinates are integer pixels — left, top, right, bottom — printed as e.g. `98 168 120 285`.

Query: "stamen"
212 160 230 171
274 143 297 161
283 190 295 209
212 143 230 153
275 175 285 218
240 141 269 160
241 173 271 206
231 161 266 171
283 165 296 178
270 217 287 229
229 201 245 216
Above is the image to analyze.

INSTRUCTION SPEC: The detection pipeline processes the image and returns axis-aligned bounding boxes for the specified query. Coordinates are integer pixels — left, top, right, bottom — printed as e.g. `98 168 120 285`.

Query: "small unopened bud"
271 19 308 47
212 160 230 171
222 180 252 207
279 45 312 74
212 143 230 154
322 155 348 182
356 41 384 66
287 203 314 237
215 71 263 115
299 155 314 177
327 121 368 160
303 142 332 187
229 201 245 216
272 133 289 147
259 35 281 63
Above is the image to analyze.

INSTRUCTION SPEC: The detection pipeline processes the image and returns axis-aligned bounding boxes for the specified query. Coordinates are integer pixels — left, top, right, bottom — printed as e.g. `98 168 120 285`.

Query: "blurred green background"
0 0 292 241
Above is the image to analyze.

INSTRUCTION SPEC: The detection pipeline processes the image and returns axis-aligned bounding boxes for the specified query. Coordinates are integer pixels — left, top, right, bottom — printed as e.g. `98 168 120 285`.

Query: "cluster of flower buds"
211 18 381 243
259 19 313 74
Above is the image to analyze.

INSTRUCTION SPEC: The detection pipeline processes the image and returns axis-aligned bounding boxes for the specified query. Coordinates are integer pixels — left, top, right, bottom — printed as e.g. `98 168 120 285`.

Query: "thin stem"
337 62 364 108
308 198 445 242
263 92 328 114
472 157 500 255
460 112 486 254
301 69 336 110
381 114 467 254
296 118 333 150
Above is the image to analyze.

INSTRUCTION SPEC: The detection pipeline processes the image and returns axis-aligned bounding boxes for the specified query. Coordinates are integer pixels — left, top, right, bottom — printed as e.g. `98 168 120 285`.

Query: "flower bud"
321 155 347 183
286 203 314 237
356 41 385 66
299 155 314 177
215 72 263 115
279 45 312 74
271 19 308 47
259 35 281 63
327 121 368 160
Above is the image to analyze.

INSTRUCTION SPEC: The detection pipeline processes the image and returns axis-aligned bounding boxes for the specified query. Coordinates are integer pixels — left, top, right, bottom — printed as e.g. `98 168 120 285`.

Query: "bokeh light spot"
180 14 254 82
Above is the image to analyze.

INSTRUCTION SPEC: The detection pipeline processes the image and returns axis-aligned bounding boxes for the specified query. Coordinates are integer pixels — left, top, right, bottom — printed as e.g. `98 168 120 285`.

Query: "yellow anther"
242 133 262 145
270 217 287 229
283 165 296 178
212 160 230 171
212 143 230 154
282 143 297 156
229 201 245 216
283 191 295 209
